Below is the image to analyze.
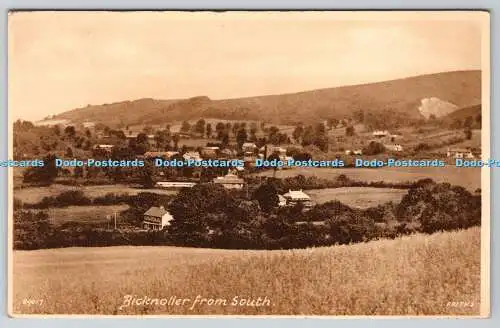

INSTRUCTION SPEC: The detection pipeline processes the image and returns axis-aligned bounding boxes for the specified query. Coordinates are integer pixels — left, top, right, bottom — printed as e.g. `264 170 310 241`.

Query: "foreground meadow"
12 227 481 316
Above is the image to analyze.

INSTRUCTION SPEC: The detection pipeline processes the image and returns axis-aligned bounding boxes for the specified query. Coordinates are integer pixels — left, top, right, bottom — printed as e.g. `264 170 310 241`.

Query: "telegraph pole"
114 212 117 230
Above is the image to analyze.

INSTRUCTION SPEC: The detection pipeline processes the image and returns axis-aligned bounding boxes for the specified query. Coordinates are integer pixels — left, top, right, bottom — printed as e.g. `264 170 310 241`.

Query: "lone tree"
194 119 206 136
253 183 279 212
345 125 355 137
206 123 212 138
180 121 191 133
464 128 472 140
236 128 248 149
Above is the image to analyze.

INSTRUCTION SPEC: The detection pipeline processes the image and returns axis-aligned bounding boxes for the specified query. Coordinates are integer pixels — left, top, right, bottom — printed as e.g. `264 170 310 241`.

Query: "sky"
8 11 486 121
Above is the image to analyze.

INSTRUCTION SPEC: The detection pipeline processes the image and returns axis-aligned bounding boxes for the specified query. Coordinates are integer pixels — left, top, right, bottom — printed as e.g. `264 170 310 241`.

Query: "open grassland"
14 184 177 204
41 205 129 225
12 227 481 316
254 166 481 191
307 187 407 208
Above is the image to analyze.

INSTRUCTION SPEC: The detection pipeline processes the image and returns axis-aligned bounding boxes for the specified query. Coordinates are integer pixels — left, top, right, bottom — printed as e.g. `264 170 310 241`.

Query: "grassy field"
41 205 129 225
12 227 481 316
254 166 481 191
307 187 407 208
14 184 177 204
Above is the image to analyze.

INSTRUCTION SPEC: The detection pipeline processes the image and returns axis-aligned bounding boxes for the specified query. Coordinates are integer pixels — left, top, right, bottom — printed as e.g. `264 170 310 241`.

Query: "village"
13 112 482 234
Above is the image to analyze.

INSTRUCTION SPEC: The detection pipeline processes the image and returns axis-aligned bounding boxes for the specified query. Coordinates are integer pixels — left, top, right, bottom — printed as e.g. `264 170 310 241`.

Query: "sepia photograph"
7 11 490 317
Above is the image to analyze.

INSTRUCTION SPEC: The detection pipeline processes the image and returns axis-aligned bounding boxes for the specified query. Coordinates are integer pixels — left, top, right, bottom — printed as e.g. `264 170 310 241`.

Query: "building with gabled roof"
213 173 245 189
143 206 174 231
282 189 313 208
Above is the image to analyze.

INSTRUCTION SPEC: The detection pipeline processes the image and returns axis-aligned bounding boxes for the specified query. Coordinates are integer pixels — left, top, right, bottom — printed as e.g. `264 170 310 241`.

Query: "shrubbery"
13 179 482 250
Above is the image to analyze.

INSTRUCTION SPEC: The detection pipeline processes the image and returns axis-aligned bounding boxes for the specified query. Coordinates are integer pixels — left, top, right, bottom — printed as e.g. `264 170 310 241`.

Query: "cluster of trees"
395 179 481 233
13 120 93 159
13 179 481 250
210 120 290 149
292 123 330 151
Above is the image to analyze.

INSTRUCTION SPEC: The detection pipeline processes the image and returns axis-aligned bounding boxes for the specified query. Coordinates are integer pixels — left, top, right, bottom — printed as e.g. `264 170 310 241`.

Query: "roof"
144 151 179 158
372 130 389 135
242 142 257 148
144 206 169 218
283 190 311 200
295 221 326 226
213 174 244 184
448 148 473 153
156 181 196 188
183 152 202 160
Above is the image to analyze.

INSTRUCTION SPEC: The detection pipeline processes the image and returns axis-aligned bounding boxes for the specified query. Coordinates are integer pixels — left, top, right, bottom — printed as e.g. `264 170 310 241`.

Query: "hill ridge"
53 70 481 126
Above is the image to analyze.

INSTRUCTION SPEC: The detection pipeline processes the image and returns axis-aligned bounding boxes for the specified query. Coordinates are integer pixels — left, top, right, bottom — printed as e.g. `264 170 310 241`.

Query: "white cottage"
143 206 174 231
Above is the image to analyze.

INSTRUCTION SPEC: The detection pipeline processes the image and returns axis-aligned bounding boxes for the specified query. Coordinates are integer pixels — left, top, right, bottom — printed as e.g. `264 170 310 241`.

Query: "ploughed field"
307 187 407 208
12 227 481 316
254 166 481 191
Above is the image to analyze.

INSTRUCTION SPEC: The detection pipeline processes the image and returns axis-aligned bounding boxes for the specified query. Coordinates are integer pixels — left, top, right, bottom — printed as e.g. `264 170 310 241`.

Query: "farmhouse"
372 130 390 138
125 132 140 139
142 206 174 231
201 146 219 157
213 173 245 190
447 148 475 159
93 144 114 152
260 145 287 160
282 190 313 208
183 151 202 161
384 144 404 152
242 142 258 153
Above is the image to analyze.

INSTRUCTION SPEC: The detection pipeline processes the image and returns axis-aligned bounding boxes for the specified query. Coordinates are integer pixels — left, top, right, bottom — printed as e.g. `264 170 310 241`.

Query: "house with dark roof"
143 206 174 231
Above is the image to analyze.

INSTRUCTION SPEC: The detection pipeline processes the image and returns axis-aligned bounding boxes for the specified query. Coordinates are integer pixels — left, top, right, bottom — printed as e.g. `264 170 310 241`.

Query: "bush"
363 141 385 155
396 179 481 233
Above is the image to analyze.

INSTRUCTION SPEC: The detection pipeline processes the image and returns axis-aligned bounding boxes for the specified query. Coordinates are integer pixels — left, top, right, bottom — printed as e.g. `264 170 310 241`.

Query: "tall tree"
253 183 279 212
194 119 206 136
236 128 248 149
206 123 212 138
345 125 355 137
180 121 191 133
